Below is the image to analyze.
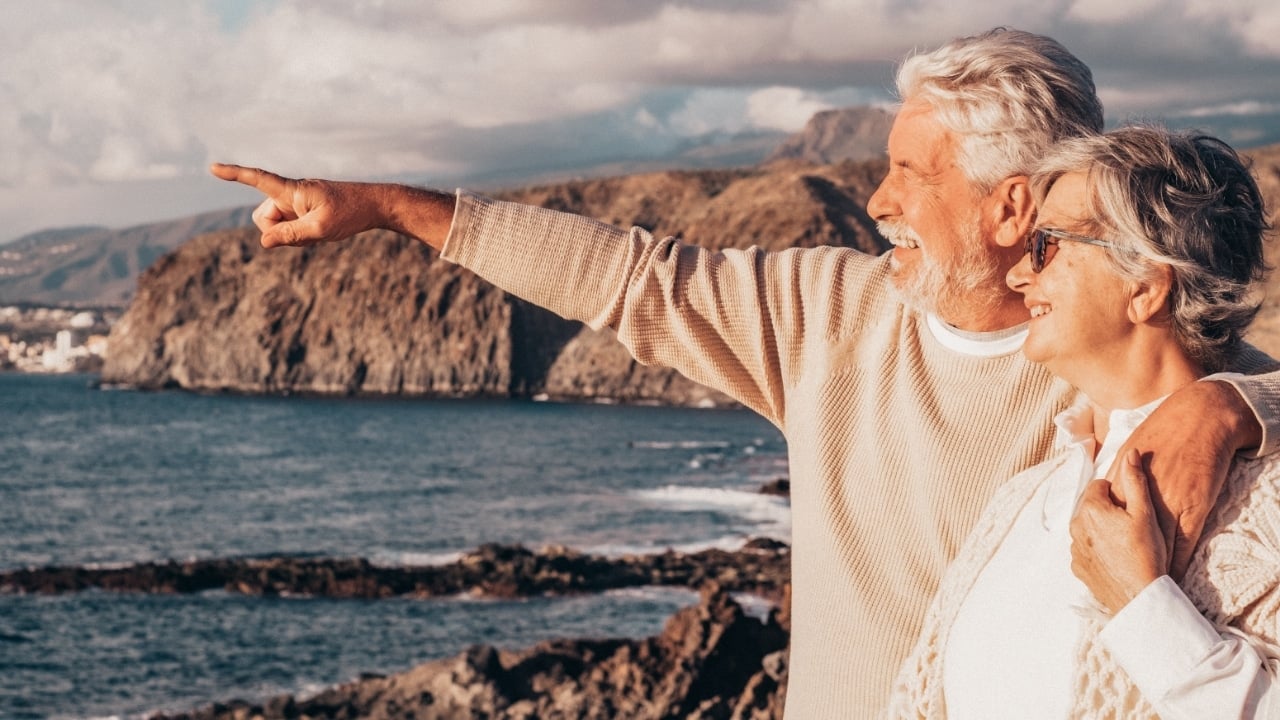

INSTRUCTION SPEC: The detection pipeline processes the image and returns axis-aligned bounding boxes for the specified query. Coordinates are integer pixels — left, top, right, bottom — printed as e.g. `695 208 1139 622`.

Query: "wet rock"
150 585 789 720
756 478 789 497
0 541 789 602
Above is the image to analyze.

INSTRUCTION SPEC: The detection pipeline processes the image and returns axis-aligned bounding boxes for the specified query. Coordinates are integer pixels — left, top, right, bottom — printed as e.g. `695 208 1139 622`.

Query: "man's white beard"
880 219 1007 324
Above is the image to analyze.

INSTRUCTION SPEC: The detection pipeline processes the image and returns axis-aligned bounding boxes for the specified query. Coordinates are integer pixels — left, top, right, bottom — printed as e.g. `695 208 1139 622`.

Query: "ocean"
0 373 789 719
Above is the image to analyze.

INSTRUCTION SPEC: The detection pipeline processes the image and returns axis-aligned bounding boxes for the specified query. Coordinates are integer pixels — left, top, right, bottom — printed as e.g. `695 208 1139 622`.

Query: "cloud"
1185 0 1280 56
746 87 835 132
1067 0 1163 23
1172 100 1280 118
4 0 1280 241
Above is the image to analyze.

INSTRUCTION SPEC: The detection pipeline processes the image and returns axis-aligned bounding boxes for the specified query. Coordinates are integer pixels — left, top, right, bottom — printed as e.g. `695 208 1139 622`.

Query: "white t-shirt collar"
925 313 1028 358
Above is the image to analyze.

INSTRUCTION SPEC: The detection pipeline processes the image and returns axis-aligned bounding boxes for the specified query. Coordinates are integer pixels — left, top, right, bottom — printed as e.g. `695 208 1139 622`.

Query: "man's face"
867 99 1007 326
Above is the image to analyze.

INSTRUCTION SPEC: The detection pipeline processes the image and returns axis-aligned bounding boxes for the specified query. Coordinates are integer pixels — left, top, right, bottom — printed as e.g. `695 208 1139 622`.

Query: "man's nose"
866 176 897 221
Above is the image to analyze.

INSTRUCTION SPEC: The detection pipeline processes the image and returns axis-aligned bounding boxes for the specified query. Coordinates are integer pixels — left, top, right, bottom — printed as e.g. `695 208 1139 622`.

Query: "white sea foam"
369 550 465 567
81 560 139 571
630 440 732 450
633 485 790 527
603 585 700 604
731 592 777 622
587 533 755 558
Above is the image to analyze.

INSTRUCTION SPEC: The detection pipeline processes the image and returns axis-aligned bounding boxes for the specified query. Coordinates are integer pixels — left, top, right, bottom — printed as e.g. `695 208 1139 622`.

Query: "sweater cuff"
439 189 487 268
1099 575 1222 701
1202 372 1275 459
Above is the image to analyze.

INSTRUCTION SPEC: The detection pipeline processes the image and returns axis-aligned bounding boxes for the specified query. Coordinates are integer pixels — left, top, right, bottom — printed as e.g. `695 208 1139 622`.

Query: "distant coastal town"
0 305 118 373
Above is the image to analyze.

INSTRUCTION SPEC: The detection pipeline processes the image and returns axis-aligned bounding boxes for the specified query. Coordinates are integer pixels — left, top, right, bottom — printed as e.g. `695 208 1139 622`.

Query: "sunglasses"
1025 227 1117 273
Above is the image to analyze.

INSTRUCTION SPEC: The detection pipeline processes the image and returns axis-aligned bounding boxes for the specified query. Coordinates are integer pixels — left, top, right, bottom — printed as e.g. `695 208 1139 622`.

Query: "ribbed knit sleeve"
441 190 885 426
1216 343 1280 457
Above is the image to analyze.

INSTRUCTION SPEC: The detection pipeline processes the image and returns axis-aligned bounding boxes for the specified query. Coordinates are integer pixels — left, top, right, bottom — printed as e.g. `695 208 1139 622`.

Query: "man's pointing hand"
209 163 378 249
210 163 456 252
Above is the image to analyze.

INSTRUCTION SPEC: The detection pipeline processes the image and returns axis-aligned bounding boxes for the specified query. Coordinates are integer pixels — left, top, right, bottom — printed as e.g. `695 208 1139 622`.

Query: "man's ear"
1128 265 1174 323
987 175 1036 249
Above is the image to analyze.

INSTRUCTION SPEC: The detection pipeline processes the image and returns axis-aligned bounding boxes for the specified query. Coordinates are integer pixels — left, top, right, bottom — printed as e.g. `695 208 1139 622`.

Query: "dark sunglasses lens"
1030 230 1046 272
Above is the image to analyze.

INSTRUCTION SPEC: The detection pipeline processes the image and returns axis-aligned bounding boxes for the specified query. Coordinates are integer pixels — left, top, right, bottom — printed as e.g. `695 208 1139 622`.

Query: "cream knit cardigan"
887 447 1280 718
440 191 1280 718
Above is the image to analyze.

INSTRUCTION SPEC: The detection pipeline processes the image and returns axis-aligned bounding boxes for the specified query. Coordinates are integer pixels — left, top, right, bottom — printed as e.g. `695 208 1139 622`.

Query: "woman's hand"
1070 448 1169 613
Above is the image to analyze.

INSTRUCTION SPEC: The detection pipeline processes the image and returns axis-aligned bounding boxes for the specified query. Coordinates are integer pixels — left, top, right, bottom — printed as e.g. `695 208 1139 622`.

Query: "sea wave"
629 440 733 450
602 585 701 604
633 485 790 524
369 550 465 568
584 534 756 558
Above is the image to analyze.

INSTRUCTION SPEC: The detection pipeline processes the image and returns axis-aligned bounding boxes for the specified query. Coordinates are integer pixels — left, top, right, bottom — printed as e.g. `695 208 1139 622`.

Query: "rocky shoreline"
3 541 792 719
151 584 789 720
0 540 789 601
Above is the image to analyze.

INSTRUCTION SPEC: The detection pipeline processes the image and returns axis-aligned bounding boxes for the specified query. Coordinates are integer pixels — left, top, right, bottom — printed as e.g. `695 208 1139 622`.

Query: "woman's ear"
1127 265 1174 324
988 175 1036 249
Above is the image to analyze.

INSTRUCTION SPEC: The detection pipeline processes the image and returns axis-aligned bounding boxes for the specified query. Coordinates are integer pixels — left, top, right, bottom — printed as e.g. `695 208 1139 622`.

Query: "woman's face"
1006 172 1136 382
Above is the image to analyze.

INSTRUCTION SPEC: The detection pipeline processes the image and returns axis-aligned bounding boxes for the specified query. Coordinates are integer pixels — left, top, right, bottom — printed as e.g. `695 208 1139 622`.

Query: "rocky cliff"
102 161 889 404
766 106 894 165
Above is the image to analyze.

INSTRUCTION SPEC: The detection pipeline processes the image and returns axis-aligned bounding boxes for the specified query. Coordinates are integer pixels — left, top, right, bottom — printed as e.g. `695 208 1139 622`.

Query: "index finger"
209 163 290 196
1115 449 1154 512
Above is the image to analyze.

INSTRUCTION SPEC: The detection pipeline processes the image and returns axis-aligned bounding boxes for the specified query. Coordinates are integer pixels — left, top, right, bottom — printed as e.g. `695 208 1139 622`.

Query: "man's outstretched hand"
210 164 455 251
210 164 375 248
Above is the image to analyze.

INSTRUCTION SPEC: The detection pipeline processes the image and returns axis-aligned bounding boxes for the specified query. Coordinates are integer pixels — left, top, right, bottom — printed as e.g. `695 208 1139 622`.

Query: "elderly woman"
887 126 1280 718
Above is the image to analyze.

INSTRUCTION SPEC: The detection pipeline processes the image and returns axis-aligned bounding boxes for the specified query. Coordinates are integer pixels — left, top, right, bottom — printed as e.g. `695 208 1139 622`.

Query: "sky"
4 0 1280 243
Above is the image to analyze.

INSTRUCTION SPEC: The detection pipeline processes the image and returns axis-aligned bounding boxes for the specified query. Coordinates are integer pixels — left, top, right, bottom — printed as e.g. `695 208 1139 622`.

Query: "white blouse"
942 396 1278 719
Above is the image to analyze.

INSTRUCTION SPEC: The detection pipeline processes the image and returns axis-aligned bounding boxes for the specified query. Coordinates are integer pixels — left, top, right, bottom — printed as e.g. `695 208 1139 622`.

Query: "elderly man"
213 28 1279 717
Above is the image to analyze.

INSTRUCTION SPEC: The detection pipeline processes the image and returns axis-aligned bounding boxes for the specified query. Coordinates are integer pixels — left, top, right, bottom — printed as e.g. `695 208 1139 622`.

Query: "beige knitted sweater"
439 191 1280 718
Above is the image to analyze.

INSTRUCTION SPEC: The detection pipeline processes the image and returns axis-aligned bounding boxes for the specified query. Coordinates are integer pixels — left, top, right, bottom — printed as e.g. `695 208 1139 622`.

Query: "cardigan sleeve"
440 190 887 427
1100 576 1280 719
1100 454 1280 718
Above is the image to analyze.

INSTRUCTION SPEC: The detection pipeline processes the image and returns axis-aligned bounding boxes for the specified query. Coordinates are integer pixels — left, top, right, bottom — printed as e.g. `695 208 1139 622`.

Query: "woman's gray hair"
897 27 1104 193
1031 125 1270 372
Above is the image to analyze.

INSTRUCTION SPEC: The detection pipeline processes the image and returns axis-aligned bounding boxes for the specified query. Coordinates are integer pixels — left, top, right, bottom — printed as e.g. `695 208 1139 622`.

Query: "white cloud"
668 89 749 136
4 0 1280 239
1067 0 1163 23
1172 100 1280 118
1185 0 1280 56
747 87 833 132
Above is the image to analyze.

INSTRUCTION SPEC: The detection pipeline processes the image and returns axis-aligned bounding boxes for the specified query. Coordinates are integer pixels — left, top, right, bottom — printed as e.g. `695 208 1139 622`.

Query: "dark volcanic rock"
101 228 553 397
757 478 790 497
150 584 790 720
0 542 790 601
102 162 890 403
